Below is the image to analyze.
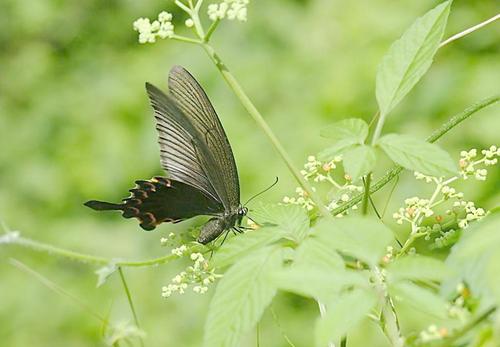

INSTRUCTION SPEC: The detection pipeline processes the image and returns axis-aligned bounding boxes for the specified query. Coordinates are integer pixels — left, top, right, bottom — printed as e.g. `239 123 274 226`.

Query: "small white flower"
185 19 194 28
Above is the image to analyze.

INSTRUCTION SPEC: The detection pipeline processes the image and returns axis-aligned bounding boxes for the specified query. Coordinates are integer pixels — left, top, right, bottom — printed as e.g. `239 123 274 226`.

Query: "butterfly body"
85 66 245 244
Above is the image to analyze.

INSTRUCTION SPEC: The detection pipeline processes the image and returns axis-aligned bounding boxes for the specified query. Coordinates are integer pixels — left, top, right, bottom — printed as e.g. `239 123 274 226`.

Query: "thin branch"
4 233 195 267
440 13 500 48
118 267 145 347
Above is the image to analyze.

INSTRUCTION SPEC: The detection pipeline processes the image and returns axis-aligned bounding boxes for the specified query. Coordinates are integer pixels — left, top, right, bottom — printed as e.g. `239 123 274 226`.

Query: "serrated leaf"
444 212 500 307
378 134 456 176
271 266 368 301
343 145 377 182
252 203 310 243
376 1 452 117
203 247 283 347
318 142 358 161
315 289 377 347
213 227 285 268
320 118 369 143
389 281 449 319
314 216 394 266
295 236 345 270
95 263 117 288
387 255 451 283
319 119 369 161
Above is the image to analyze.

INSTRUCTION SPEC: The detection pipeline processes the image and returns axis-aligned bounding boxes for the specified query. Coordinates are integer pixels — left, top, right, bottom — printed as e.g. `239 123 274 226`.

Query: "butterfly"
85 65 247 244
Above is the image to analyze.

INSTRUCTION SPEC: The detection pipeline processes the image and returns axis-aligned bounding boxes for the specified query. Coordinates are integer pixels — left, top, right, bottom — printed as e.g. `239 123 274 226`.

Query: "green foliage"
314 216 393 266
375 1 452 118
343 145 377 182
1 0 499 346
203 246 283 347
251 203 310 243
377 134 457 176
386 255 451 283
319 118 369 160
446 211 500 307
388 281 449 319
315 289 378 347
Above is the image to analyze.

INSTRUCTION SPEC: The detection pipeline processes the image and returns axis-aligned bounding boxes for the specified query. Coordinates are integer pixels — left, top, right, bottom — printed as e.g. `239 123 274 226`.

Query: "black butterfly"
85 65 247 244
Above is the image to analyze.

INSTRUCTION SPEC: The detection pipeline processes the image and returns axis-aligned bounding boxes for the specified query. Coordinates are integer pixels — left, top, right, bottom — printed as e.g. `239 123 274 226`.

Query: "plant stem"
361 174 372 215
205 19 220 42
5 234 194 267
199 42 331 217
318 302 336 347
331 95 499 216
118 267 145 347
373 267 403 347
437 307 497 347
439 13 500 48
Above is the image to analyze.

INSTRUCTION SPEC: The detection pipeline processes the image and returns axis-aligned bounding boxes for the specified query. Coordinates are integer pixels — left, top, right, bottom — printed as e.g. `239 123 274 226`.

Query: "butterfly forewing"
168 66 240 210
146 83 220 203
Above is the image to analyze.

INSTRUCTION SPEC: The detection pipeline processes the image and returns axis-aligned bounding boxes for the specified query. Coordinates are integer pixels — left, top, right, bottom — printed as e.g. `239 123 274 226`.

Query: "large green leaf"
387 255 452 283
294 236 345 270
271 266 367 301
315 289 377 347
319 118 369 160
314 216 394 266
251 203 310 243
376 1 452 117
343 145 377 182
377 134 456 176
445 212 500 307
212 227 285 268
203 247 283 347
389 281 449 319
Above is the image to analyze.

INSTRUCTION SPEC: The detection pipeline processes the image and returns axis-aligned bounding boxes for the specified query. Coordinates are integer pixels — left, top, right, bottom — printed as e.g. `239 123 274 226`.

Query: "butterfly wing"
146 83 221 204
167 66 240 210
85 177 224 230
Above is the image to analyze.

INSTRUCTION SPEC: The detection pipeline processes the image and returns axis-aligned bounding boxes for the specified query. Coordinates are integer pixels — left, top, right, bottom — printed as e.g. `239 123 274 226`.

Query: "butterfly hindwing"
85 177 224 231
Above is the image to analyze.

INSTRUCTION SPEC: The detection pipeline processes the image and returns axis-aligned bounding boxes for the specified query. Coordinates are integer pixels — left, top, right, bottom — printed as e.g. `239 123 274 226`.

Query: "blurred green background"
0 0 498 346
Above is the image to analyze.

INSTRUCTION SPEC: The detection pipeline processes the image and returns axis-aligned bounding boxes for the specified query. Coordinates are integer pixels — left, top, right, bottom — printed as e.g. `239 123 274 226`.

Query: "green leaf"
314 216 394 266
315 289 377 347
320 118 369 143
343 145 377 182
376 1 452 117
271 265 368 301
251 203 310 243
387 255 451 283
213 227 285 268
294 236 345 270
319 118 369 161
389 281 449 319
203 247 283 347
377 134 456 176
445 212 500 306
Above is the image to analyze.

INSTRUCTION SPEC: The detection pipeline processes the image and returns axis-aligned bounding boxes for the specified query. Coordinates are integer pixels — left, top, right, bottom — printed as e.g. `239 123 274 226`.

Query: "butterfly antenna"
244 177 279 206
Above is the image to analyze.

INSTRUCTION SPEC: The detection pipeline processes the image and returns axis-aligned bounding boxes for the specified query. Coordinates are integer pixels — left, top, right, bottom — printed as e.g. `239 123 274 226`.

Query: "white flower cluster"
283 155 362 215
162 252 219 298
171 245 188 256
133 11 174 44
208 0 249 21
160 232 176 246
300 155 342 183
393 197 433 225
459 146 499 180
418 325 448 343
452 201 486 229
283 187 316 211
